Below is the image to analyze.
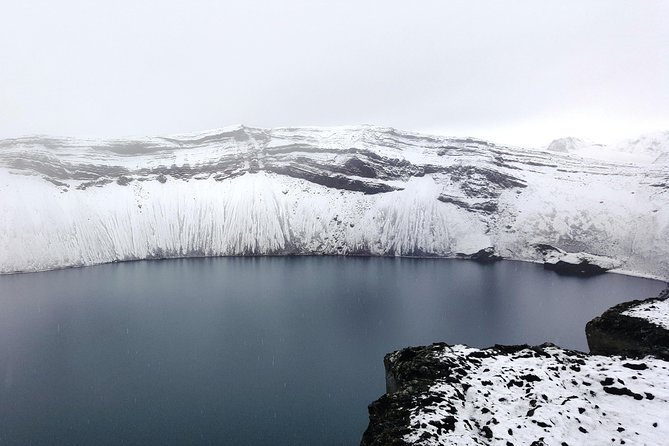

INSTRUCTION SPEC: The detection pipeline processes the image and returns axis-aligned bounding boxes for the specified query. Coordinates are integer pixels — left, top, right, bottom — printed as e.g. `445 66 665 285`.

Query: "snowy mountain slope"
656 152 669 164
1 125 668 278
546 131 669 164
546 136 601 154
615 131 669 161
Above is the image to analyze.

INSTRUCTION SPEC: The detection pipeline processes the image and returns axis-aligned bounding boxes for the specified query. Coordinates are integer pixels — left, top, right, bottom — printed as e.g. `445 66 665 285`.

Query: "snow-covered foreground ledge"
362 290 669 445
361 343 669 446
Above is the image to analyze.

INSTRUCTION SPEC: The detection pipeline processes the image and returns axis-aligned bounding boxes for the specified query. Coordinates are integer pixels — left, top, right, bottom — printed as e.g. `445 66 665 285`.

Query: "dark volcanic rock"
533 244 617 277
544 260 608 276
361 343 462 446
437 195 499 214
456 247 503 263
586 289 669 360
266 164 398 194
361 343 453 446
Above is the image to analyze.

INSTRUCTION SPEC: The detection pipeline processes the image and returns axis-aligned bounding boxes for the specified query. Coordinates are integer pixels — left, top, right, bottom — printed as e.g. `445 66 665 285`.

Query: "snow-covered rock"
361 342 669 446
546 136 594 153
623 292 669 331
455 247 502 263
545 131 669 165
614 131 669 162
1 125 668 279
587 289 669 360
534 244 621 276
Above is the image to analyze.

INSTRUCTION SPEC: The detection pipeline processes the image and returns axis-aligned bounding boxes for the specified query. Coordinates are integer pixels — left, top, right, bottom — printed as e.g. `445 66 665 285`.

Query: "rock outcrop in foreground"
362 290 669 446
587 289 669 360
361 343 669 446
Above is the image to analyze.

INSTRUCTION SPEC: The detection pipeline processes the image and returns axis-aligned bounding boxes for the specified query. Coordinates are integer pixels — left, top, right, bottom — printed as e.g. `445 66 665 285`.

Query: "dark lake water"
0 257 665 445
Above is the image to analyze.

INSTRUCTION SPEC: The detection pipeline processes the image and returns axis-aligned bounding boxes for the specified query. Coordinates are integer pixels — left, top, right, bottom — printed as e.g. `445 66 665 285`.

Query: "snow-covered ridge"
546 131 669 164
1 125 668 278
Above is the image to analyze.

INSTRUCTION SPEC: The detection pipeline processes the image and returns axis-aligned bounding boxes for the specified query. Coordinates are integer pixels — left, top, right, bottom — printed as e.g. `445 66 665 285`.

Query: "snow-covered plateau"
0 125 668 278
361 342 669 446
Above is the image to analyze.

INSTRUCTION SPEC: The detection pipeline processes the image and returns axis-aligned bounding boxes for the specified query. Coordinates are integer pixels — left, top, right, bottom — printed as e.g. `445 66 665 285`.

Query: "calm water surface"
0 257 665 445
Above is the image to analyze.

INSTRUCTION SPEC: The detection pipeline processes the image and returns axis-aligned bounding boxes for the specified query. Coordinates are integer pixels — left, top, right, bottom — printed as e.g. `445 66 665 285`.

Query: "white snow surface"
546 136 599 154
1 125 668 278
546 131 669 165
542 247 621 270
623 298 669 331
405 344 669 446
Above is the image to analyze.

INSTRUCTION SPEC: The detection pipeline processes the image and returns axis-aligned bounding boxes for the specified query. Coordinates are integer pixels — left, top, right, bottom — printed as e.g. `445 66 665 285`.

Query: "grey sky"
1 0 668 147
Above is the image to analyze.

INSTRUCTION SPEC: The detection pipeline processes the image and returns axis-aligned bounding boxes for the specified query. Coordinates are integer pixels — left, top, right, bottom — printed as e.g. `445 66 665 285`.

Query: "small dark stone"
481 425 493 439
622 363 648 371
521 374 541 383
602 386 644 400
601 377 615 386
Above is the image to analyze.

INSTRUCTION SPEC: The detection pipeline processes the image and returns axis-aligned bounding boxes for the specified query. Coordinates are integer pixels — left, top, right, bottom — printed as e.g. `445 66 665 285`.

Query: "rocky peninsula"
361 289 669 445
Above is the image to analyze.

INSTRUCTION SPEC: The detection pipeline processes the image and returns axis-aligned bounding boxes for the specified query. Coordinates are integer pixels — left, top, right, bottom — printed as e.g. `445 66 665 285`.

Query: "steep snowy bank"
1 125 668 278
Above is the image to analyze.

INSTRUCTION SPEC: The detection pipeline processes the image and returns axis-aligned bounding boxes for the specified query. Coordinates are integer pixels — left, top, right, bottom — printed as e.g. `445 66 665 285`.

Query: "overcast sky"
1 0 668 147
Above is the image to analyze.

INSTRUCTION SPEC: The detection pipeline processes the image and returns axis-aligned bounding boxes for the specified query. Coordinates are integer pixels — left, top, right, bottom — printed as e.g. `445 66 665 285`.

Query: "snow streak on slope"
0 125 668 279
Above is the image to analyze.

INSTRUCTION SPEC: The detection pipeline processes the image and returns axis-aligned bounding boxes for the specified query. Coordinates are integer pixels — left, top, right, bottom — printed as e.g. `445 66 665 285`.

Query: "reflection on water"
0 257 665 445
